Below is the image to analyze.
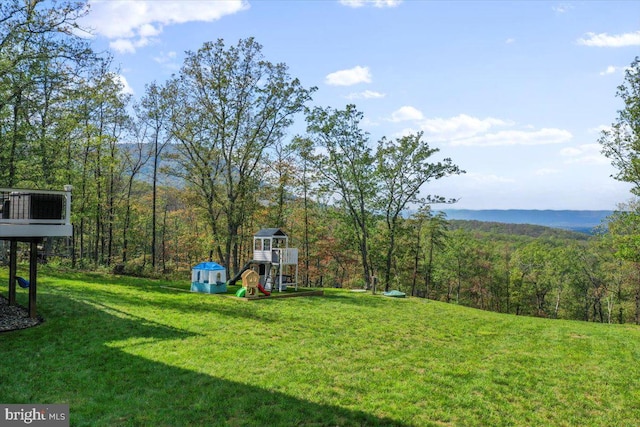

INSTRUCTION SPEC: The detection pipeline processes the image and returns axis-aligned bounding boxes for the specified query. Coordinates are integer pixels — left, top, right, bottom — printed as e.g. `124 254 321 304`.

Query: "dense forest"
2 1 640 324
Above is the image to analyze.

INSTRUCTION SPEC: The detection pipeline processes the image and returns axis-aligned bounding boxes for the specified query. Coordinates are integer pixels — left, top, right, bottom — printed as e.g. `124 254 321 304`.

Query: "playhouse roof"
254 228 287 238
192 262 225 271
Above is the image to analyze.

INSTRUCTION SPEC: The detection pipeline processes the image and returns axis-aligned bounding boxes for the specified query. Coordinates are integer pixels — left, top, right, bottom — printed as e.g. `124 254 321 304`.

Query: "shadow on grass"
38 270 279 322
0 290 408 427
320 292 406 308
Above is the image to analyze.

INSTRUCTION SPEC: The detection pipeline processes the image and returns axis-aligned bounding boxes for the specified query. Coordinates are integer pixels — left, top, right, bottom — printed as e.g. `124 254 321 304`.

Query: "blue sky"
80 0 640 210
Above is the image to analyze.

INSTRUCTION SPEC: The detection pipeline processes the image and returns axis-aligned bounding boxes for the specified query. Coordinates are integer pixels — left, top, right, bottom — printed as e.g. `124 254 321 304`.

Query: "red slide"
257 283 271 296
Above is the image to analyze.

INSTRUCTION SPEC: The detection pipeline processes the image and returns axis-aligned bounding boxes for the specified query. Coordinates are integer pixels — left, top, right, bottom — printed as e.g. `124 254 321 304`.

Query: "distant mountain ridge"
439 209 613 233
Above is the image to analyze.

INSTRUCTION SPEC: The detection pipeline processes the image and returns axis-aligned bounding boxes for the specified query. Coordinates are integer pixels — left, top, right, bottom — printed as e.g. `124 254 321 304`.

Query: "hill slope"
449 219 591 240
441 209 612 233
1 270 638 426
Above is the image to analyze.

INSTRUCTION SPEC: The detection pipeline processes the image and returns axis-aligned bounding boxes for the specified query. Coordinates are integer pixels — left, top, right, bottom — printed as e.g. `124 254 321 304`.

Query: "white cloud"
577 30 640 47
452 128 572 147
360 116 380 129
360 116 380 127
535 168 561 176
110 35 155 54
345 90 386 100
153 51 177 64
552 4 573 13
390 106 424 122
598 65 633 76
152 51 180 71
388 112 572 147
564 155 607 165
466 172 515 184
339 0 402 8
559 147 581 156
114 74 134 95
393 127 419 138
325 66 372 86
418 114 511 142
560 143 607 165
109 39 136 54
599 65 618 75
588 125 612 134
83 1 249 53
505 38 515 44
138 23 162 38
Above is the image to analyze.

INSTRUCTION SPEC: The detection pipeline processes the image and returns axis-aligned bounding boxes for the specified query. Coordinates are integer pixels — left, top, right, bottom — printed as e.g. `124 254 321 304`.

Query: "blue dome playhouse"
191 262 227 294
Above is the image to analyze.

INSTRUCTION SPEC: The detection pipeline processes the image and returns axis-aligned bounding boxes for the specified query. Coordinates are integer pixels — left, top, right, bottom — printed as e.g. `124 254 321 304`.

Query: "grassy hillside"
1 269 639 426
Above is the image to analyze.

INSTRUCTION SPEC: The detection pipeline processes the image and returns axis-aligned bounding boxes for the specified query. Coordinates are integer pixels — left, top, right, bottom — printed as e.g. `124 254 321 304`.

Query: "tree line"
2 1 640 324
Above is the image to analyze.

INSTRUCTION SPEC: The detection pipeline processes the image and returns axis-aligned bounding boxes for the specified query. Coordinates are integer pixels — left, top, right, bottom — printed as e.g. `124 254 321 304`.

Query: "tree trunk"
161 203 168 273
411 232 420 297
151 138 159 270
424 234 435 299
384 228 395 292
554 286 561 319
8 89 21 186
456 257 462 304
106 161 115 267
122 177 134 263
635 286 640 325
303 182 310 287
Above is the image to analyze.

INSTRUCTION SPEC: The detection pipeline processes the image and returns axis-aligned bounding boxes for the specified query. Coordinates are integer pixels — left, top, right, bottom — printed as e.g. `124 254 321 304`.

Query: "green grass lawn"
166 281 316 297
1 269 640 426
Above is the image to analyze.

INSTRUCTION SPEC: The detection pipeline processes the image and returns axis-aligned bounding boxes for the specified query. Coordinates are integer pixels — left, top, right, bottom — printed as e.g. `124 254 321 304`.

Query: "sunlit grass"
1 268 639 426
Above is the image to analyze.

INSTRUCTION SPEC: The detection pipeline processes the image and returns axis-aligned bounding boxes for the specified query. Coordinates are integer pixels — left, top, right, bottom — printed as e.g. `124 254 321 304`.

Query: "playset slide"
227 261 253 286
257 283 271 296
235 283 270 297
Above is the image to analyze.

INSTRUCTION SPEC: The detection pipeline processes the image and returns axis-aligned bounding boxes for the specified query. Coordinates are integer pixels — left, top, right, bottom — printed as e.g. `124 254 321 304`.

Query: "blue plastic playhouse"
191 262 227 294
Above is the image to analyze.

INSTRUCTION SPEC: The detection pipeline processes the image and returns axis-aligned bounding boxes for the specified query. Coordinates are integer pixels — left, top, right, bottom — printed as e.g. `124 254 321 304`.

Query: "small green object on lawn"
383 290 405 298
235 287 246 297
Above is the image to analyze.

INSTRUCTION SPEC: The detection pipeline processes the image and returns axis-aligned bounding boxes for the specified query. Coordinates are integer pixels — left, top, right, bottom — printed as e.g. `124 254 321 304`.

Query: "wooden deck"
0 187 72 238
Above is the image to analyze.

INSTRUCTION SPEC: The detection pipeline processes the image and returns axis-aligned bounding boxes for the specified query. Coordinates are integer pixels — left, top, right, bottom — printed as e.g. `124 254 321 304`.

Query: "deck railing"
0 187 72 237
253 248 299 265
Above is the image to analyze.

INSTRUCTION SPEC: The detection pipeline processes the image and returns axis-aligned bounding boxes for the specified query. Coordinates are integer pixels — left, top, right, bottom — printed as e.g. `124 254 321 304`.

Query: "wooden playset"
191 228 301 298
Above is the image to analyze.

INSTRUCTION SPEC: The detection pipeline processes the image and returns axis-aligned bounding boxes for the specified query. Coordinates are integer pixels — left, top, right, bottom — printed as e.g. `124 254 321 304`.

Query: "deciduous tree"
304 104 377 291
600 57 640 194
168 38 314 275
376 132 462 291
